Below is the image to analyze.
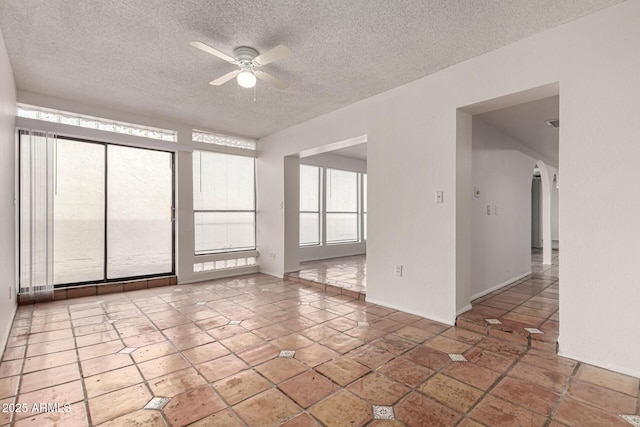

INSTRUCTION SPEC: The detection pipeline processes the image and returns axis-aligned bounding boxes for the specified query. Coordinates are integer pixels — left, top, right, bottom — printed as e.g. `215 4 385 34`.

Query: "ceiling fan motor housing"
234 46 259 63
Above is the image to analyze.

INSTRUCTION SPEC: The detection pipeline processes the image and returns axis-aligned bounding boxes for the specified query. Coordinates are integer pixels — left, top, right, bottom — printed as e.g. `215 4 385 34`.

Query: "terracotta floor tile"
441 328 485 345
183 342 230 365
456 418 487 427
567 378 637 414
149 366 207 397
425 335 472 354
477 337 527 359
138 353 189 380
23 349 78 373
15 380 84 421
213 369 271 405
299 325 339 342
347 344 396 369
234 388 301 426
281 316 318 331
96 408 166 427
13 401 87 427
131 341 177 363
80 353 133 377
28 329 73 344
464 347 514 373
323 317 358 332
0 375 18 399
255 357 308 384
378 357 434 387
162 323 202 340
347 372 410 405
442 360 501 390
395 391 461 427
316 357 370 387
20 362 80 393
170 330 215 351
77 340 124 361
75 329 121 348
2 345 26 361
469 394 547 427
84 364 143 398
508 361 569 393
188 408 245 427
220 332 264 353
208 325 250 341
197 354 249 382
0 397 14 425
309 390 371 427
492 376 559 415
554 396 631 427
279 370 339 408
163 384 226 427
236 342 280 366
371 334 415 355
404 345 451 371
271 333 314 350
319 333 364 354
281 412 322 427
253 324 293 340
0 359 22 379
123 331 166 348
294 343 339 367
27 338 76 357
520 350 578 376
73 322 114 337
574 364 640 396
344 326 388 342
421 373 483 413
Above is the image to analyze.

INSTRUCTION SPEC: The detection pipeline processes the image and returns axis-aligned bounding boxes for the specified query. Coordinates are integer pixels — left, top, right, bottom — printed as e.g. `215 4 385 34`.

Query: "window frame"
192 149 257 255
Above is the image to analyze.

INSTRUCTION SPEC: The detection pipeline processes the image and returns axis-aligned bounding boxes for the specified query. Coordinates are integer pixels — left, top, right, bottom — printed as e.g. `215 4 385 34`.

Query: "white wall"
257 2 640 376
299 152 367 262
0 27 17 353
471 118 536 299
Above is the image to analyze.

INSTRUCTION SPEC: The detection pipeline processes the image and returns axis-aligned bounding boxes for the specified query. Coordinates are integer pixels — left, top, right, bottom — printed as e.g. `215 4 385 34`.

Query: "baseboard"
557 349 640 380
470 271 532 301
456 304 473 316
0 301 17 357
365 297 455 326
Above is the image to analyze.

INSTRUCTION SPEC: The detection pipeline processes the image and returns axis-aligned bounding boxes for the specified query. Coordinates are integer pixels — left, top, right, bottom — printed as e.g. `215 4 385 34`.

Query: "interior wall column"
538 161 553 265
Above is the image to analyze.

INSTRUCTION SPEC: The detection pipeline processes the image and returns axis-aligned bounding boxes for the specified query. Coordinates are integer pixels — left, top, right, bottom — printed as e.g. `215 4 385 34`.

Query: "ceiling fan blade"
254 45 291 66
255 70 289 90
209 70 240 86
190 41 235 63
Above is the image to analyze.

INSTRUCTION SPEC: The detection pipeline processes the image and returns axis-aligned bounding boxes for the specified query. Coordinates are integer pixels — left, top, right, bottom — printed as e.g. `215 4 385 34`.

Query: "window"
192 130 257 150
18 131 174 289
17 104 177 142
193 151 256 254
326 168 359 244
299 164 366 247
299 165 321 246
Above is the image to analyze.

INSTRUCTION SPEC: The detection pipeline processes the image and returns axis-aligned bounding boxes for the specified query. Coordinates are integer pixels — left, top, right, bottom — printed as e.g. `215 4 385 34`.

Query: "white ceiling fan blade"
209 70 240 86
255 70 289 90
254 45 291 66
190 41 235 63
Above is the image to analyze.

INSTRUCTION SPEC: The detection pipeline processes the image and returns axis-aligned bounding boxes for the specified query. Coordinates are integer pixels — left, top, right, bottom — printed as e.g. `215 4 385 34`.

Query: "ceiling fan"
190 41 291 90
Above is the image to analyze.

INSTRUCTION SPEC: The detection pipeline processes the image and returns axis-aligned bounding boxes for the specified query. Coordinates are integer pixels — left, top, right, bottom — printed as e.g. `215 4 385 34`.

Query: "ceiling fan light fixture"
237 70 256 88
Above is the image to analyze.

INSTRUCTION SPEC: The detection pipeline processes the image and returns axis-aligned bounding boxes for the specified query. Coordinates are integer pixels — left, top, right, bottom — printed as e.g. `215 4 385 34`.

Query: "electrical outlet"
435 191 444 203
395 265 403 277
486 205 491 215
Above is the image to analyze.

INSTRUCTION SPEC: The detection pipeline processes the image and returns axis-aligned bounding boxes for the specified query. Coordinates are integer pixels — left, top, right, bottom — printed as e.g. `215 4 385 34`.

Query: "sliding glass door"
107 145 173 278
19 132 174 288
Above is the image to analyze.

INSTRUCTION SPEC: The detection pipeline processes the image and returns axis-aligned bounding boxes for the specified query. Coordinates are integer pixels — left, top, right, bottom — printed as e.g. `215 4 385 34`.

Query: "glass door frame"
18 131 176 289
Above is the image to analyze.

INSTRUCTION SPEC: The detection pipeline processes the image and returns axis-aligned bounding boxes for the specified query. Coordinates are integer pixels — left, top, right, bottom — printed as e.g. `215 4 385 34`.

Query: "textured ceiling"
0 0 624 139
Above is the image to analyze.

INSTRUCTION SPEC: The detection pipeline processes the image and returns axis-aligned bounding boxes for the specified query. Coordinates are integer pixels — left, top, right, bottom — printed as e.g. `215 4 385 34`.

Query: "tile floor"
1 271 639 426
457 249 560 352
288 255 366 294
